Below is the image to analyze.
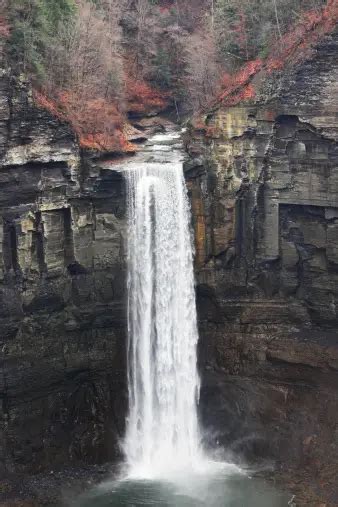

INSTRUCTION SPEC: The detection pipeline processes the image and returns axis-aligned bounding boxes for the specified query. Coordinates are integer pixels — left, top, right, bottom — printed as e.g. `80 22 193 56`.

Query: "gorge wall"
185 25 338 503
0 74 128 475
0 19 337 507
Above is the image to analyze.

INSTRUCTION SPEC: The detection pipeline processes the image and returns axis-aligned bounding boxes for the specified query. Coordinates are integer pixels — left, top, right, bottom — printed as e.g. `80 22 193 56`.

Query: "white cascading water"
124 132 203 478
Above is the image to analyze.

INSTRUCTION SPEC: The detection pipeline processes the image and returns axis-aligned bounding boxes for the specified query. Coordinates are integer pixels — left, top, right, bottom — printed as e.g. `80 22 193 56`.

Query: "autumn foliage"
218 59 262 106
34 75 170 152
28 0 171 153
266 0 338 72
34 90 135 152
4 0 338 149
126 78 170 115
217 0 338 108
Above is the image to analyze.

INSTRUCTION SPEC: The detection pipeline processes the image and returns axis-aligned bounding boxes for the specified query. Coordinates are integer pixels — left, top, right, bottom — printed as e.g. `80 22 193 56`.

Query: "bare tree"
183 28 220 112
273 0 282 40
135 0 153 75
44 0 124 102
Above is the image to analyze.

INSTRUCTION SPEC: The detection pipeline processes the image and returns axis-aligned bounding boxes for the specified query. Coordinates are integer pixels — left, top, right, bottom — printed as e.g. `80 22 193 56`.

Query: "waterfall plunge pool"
74 131 290 507
72 466 290 506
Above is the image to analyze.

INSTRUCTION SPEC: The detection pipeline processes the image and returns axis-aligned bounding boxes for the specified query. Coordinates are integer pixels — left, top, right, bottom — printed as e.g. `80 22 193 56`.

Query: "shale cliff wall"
185 26 338 503
0 20 337 506
0 74 127 475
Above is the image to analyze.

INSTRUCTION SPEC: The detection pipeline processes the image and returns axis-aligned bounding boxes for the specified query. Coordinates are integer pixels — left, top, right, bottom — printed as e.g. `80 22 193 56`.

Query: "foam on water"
123 131 208 479
72 132 290 506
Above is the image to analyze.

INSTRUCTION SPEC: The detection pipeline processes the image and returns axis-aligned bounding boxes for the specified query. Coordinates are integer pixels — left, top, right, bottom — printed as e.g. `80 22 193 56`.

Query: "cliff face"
0 21 337 506
185 26 338 500
0 74 127 475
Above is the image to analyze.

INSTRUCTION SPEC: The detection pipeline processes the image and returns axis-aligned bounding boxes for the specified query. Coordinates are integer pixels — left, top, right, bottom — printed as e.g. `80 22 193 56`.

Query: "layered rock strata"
0 22 337 507
0 75 128 475
185 26 338 504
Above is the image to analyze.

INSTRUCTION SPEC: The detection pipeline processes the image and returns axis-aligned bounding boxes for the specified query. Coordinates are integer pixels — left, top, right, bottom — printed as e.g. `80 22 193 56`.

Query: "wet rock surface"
0 464 114 506
0 75 128 476
185 27 338 506
0 76 185 503
0 25 337 507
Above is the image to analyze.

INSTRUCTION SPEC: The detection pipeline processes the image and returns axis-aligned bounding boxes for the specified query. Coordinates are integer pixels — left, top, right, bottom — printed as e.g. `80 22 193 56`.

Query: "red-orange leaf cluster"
266 0 338 73
34 90 135 153
217 0 338 108
218 59 262 106
34 76 170 152
79 131 135 152
126 79 170 115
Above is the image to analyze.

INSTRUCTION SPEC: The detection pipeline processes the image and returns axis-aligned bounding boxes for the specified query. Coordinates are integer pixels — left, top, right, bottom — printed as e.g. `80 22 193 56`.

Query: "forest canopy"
0 0 331 149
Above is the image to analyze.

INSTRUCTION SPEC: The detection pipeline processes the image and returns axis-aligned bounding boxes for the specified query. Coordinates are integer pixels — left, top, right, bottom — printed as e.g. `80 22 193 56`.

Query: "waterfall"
124 132 202 478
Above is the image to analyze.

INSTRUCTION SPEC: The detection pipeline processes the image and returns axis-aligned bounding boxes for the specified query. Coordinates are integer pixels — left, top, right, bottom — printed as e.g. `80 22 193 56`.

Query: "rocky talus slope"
185 25 338 505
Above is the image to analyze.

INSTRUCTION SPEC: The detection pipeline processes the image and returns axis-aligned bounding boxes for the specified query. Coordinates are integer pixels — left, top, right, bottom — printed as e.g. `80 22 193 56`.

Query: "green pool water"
72 467 290 507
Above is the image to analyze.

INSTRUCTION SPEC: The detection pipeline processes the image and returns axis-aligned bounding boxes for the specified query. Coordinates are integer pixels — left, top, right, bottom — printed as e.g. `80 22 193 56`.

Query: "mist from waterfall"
124 139 203 478
73 133 290 505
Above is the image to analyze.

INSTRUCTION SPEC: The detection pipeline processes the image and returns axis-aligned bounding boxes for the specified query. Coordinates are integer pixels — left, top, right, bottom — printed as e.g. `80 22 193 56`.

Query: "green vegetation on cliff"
0 0 334 150
8 0 76 79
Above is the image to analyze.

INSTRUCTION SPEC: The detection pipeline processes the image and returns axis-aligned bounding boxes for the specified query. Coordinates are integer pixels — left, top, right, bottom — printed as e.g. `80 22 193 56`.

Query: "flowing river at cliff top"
73 131 289 506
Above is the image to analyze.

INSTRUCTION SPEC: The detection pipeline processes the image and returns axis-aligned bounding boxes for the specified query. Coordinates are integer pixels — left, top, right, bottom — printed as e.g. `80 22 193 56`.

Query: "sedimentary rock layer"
185 26 338 504
0 75 127 474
